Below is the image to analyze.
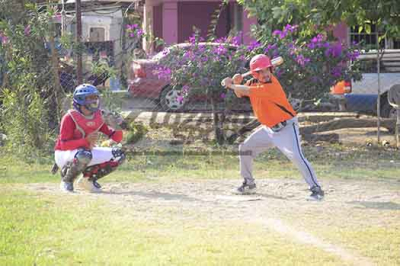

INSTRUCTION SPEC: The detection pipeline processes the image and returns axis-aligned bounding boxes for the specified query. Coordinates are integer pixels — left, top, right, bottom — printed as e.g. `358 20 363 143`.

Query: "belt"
271 120 287 132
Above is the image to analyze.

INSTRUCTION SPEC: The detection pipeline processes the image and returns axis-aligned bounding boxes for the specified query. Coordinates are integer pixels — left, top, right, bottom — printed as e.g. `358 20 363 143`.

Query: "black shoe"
235 181 257 195
92 180 101 189
309 186 324 201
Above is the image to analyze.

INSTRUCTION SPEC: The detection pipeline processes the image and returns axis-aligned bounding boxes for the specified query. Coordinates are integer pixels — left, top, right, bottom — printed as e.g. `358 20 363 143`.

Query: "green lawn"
1 147 399 265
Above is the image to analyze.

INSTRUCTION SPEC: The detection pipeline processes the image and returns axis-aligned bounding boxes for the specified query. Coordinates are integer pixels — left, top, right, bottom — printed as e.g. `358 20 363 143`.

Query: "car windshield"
152 49 170 61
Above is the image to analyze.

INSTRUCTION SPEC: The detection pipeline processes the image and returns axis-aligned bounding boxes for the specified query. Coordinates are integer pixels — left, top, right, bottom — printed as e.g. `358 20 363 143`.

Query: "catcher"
222 54 324 200
54 84 126 193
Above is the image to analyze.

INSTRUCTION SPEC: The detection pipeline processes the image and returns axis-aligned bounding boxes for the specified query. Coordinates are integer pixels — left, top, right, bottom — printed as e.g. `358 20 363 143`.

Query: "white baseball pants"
55 147 116 169
239 117 321 189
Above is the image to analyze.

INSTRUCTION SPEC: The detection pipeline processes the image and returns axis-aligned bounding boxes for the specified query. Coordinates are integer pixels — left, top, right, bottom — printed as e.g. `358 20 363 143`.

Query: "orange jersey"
247 75 296 127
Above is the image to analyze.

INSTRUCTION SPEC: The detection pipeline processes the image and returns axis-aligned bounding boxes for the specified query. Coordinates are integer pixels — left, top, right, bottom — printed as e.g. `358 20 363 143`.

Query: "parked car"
128 43 240 111
330 50 400 117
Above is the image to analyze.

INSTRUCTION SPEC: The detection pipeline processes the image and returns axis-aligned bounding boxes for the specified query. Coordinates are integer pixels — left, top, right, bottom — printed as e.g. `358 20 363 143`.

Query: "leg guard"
82 148 125 183
61 149 93 183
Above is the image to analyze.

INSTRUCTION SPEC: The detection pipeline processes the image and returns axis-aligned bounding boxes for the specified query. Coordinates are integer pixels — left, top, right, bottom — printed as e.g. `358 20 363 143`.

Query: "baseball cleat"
92 179 102 189
234 181 257 195
60 181 74 192
77 176 102 193
309 186 324 201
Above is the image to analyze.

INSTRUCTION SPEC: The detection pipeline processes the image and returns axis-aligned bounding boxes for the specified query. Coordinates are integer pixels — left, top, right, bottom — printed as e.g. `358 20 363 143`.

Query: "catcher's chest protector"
69 109 104 138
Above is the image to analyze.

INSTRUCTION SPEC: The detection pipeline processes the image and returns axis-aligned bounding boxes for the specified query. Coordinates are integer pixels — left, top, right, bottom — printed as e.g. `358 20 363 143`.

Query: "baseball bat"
221 56 284 87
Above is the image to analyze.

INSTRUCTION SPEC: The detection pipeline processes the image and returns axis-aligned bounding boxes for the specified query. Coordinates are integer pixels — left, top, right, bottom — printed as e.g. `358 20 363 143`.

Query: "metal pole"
61 0 66 36
76 0 83 84
397 109 400 148
376 31 381 144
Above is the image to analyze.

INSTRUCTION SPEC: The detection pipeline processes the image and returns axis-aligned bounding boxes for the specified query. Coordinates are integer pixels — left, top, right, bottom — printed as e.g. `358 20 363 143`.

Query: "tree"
0 1 63 159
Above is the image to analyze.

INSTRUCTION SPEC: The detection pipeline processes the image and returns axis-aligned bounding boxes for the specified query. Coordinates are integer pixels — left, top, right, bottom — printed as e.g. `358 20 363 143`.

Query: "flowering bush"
249 24 362 100
155 32 249 107
155 31 250 143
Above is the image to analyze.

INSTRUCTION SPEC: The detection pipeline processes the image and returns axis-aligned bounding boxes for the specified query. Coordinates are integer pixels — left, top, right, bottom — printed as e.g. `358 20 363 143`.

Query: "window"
393 39 400 49
89 27 106 42
349 24 385 49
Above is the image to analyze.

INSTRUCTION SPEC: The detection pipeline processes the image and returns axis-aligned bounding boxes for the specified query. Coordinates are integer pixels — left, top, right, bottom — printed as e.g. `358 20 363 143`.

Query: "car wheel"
381 101 396 118
159 86 186 112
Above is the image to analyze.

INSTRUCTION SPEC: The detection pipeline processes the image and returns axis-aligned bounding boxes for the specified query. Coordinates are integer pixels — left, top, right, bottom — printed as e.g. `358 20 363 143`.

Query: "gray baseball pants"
239 117 321 189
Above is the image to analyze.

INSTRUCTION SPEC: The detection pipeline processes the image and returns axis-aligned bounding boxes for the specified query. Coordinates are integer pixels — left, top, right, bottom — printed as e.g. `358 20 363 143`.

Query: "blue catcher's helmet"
73 84 100 113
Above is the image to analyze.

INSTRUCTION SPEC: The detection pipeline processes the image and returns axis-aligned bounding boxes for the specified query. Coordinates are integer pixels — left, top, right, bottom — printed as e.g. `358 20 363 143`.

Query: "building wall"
333 22 348 45
144 0 255 52
143 0 351 53
177 2 230 43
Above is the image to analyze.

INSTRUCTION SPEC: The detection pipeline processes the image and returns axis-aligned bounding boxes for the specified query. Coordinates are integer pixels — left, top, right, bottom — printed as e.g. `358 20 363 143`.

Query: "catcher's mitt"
102 110 128 130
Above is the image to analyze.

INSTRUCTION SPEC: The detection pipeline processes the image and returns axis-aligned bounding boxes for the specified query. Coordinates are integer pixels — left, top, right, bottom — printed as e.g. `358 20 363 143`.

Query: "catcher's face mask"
84 95 100 113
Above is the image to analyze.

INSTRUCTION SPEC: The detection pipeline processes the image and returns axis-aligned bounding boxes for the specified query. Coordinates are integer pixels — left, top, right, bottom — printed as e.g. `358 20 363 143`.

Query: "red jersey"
54 110 123 151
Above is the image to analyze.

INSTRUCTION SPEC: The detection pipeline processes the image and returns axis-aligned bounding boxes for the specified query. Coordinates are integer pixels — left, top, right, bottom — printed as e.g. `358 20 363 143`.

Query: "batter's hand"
221 77 233 89
232 74 243 84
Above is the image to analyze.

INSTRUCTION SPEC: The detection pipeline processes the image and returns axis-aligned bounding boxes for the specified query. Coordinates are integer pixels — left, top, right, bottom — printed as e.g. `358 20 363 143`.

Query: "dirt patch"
25 178 400 265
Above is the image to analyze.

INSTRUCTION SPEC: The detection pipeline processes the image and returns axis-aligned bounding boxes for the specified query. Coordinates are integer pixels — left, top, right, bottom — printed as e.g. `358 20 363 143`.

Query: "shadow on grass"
347 201 400 210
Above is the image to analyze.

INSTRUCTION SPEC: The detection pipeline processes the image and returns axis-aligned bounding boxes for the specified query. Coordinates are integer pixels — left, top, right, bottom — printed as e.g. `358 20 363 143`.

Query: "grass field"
1 145 400 265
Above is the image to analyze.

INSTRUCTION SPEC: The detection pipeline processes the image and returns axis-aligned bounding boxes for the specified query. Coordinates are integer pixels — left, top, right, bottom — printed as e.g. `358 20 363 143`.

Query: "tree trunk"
119 15 128 89
211 97 224 144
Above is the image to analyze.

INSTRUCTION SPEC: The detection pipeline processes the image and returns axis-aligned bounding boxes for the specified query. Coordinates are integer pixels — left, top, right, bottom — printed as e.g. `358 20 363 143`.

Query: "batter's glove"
102 110 128 130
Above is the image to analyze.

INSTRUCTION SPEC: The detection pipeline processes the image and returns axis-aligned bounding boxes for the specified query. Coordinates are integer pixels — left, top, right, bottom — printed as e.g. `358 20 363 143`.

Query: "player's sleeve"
99 124 123 143
58 114 90 150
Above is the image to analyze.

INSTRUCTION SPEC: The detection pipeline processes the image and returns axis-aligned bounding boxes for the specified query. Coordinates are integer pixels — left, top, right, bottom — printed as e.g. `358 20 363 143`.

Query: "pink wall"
333 22 348 45
242 10 256 44
153 4 163 41
151 0 255 46
178 2 230 43
162 1 179 44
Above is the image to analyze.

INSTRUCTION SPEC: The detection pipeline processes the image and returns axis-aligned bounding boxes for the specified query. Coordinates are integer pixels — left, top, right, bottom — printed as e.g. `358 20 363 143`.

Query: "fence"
1 1 400 174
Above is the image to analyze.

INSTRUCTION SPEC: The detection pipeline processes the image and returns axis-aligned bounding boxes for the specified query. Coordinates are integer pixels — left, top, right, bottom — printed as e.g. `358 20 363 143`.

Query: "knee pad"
60 149 92 183
75 148 93 165
239 144 252 157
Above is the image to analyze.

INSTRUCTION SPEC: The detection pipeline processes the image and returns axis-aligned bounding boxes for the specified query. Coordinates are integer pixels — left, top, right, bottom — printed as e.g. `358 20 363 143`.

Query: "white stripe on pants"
239 117 320 189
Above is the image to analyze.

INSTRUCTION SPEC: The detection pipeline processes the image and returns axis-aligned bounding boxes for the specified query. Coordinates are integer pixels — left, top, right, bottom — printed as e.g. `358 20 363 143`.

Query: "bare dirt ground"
26 178 400 266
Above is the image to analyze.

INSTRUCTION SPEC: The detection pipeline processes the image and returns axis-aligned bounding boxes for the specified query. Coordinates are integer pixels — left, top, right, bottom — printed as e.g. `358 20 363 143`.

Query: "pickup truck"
331 50 400 117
